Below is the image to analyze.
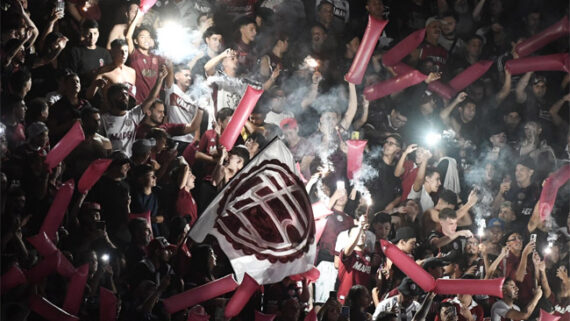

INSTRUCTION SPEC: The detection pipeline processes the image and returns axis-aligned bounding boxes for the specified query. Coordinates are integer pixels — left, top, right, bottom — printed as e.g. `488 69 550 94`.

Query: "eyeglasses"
385 140 401 148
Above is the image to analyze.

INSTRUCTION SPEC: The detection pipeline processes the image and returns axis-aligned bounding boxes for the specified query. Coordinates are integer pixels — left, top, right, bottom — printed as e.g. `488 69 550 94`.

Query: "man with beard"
367 134 403 213
411 17 448 72
101 65 167 156
490 278 542 321
438 12 465 58
516 73 556 142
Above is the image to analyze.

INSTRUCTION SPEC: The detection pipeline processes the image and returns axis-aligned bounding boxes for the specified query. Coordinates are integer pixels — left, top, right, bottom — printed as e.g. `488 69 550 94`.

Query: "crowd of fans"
1 0 569 320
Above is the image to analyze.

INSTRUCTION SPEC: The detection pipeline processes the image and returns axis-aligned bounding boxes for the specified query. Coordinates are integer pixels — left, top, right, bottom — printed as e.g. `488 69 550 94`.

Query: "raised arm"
15 1 38 50
549 93 570 126
472 0 487 21
440 92 467 126
352 96 370 130
514 240 535 282
496 69 512 104
301 71 322 110
395 144 418 177
205 49 233 76
339 82 358 130
485 245 508 279
125 9 144 55
412 149 431 192
515 72 533 103
343 216 368 256
505 287 542 320
140 64 168 114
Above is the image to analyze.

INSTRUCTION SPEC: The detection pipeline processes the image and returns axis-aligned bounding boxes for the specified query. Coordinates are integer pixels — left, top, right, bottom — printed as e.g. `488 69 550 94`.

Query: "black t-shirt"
366 156 401 212
505 183 540 220
64 45 111 86
427 229 466 263
88 176 130 236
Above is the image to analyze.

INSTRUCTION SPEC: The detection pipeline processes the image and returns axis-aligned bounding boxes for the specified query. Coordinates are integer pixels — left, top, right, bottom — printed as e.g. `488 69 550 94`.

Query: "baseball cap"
517 156 535 171
425 16 440 28
487 218 505 231
280 118 298 130
398 277 423 297
391 226 416 243
532 74 547 85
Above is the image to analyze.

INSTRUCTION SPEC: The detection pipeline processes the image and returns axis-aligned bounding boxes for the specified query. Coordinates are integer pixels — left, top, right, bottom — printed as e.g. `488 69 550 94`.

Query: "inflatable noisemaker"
449 60 493 91
29 294 79 321
539 164 570 221
225 273 260 318
57 253 77 278
434 277 505 298
255 311 276 321
163 274 239 314
505 53 569 75
27 231 58 257
40 179 75 241
516 15 569 57
304 308 317 321
380 240 436 291
289 267 320 284
345 16 389 84
346 140 367 180
382 28 426 66
78 159 112 194
139 0 157 13
312 201 333 221
364 70 427 101
45 121 85 170
1 265 27 294
219 86 263 150
99 287 118 321
26 252 62 283
539 309 561 321
427 81 456 100
295 162 308 183
63 264 89 315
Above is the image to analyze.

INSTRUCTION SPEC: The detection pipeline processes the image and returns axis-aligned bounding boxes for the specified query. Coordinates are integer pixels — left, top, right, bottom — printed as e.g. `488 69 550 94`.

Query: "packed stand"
1 0 569 320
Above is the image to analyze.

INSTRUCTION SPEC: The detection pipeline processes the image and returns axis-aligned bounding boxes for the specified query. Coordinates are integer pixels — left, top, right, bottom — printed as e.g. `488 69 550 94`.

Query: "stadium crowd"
1 0 569 320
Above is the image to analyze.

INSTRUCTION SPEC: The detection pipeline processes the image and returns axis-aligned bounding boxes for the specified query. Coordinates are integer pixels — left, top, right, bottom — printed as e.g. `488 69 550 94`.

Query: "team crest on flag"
190 139 316 284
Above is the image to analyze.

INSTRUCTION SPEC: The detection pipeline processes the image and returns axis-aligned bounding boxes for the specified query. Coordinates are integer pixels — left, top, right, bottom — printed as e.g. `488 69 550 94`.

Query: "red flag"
190 139 316 284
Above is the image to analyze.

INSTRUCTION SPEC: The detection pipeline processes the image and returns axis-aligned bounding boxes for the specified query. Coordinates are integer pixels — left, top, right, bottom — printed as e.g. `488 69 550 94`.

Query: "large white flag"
189 139 316 284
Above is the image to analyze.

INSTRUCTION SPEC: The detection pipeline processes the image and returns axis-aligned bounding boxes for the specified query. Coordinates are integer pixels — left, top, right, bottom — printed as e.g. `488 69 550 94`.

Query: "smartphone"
95 221 106 230
530 234 537 243
341 306 350 318
55 0 65 13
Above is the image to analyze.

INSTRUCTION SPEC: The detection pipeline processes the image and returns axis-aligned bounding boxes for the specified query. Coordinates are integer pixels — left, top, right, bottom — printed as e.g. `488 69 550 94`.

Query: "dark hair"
236 16 257 28
25 98 48 124
230 145 250 164
466 34 484 44
375 312 398 321
82 19 99 30
439 208 457 220
107 83 129 99
133 24 155 42
203 27 223 42
147 127 169 141
150 98 164 110
440 11 458 21
439 189 458 206
216 108 234 122
247 132 267 147
346 285 368 308
132 164 154 179
310 22 328 33
458 98 477 109
372 212 391 225
9 69 31 92
425 167 439 178
440 301 456 311
190 244 215 276
43 32 64 54
128 217 148 235
174 63 190 74
80 106 101 122
110 38 128 50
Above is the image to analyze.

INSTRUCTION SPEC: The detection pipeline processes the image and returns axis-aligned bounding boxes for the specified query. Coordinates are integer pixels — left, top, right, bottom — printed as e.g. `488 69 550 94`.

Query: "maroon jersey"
337 249 372 304
128 49 164 104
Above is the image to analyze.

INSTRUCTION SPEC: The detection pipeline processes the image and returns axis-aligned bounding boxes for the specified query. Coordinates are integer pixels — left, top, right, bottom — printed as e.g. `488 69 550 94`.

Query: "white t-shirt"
101 105 144 156
491 300 520 321
165 84 199 142
335 230 376 255
407 185 434 213
372 296 421 320
208 72 247 111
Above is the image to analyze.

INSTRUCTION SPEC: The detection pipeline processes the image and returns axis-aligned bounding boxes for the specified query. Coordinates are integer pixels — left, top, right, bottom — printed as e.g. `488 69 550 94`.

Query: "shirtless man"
106 2 140 50
87 39 136 107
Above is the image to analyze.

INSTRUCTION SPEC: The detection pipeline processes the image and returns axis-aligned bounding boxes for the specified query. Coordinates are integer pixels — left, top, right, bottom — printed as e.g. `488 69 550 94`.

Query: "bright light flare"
101 254 110 262
156 21 197 63
305 56 319 69
425 131 442 147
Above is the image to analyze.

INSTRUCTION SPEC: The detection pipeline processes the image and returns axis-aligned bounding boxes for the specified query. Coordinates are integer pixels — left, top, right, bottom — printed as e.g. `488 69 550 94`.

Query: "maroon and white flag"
189 139 316 284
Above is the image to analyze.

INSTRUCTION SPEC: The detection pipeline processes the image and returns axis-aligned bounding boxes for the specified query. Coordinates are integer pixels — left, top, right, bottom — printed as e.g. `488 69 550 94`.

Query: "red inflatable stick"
427 81 456 100
45 121 85 170
219 86 263 151
539 164 570 221
255 311 276 321
1 265 27 294
449 61 493 92
315 218 328 244
163 274 239 314
345 16 389 84
78 159 112 194
27 232 58 257
139 0 157 13
380 240 436 292
29 295 79 321
364 70 427 101
347 140 367 180
539 309 561 321
57 253 76 278
187 305 210 321
515 16 569 57
304 308 317 321
505 53 569 75
434 277 505 297
40 179 75 241
225 273 260 318
63 264 89 315
383 29 426 67
99 287 118 321
26 252 61 283
289 266 320 284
